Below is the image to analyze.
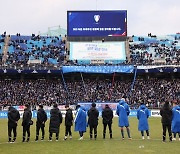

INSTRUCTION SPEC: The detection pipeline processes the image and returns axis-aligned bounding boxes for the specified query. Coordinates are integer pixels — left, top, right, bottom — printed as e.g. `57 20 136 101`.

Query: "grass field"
0 117 179 154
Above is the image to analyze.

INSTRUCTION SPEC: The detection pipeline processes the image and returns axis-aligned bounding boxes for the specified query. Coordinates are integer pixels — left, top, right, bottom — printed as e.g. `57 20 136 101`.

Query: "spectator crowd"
0 78 179 109
129 34 180 65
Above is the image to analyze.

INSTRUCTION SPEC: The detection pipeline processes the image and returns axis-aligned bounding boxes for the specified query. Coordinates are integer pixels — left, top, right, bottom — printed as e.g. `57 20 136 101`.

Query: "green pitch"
0 118 179 154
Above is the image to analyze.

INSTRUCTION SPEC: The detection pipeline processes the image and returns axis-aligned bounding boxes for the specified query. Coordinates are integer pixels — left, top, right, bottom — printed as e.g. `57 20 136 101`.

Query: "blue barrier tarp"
62 65 134 74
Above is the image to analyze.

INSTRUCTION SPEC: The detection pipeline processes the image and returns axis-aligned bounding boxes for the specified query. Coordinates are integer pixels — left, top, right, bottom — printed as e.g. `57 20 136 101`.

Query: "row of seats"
6 34 66 66
0 33 180 67
129 34 180 64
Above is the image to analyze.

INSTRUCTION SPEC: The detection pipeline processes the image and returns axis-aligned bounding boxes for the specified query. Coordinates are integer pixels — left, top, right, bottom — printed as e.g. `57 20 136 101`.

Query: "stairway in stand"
2 35 10 65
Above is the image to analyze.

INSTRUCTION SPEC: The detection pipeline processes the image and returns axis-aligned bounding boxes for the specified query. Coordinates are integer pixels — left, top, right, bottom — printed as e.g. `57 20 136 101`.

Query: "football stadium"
0 0 180 154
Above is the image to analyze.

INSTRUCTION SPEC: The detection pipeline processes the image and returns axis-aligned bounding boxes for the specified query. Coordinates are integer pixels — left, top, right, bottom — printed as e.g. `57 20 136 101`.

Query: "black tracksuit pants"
162 124 172 141
90 125 97 139
103 123 112 138
23 125 30 141
36 124 45 140
65 125 72 136
8 125 17 141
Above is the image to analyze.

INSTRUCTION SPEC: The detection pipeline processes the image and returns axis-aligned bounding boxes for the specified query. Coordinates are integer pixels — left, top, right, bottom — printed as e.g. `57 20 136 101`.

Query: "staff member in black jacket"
160 101 172 142
88 103 99 140
8 106 20 143
35 104 47 141
64 104 73 140
49 103 62 141
22 104 32 142
102 104 113 139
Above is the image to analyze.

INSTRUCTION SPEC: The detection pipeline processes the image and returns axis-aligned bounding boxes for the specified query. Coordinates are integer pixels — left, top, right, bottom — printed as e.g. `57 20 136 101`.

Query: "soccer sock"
146 130 149 136
163 135 166 141
8 137 11 142
90 133 92 139
22 136 25 142
94 134 97 139
79 131 83 137
141 131 144 137
121 128 124 138
126 127 131 138
56 133 59 140
110 133 112 139
169 134 172 141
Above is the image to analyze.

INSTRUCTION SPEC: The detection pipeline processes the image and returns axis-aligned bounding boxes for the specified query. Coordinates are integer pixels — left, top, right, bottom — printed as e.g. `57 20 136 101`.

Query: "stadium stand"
0 33 179 67
6 34 67 68
0 34 5 64
129 34 180 65
0 33 179 109
0 79 179 108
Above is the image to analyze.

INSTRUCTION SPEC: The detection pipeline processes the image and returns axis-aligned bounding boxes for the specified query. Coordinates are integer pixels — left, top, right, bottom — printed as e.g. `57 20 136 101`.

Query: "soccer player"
35 104 47 141
49 103 63 141
74 105 87 140
116 98 131 140
137 103 150 140
8 106 20 143
172 101 180 141
22 104 32 142
102 104 113 139
64 104 73 140
160 101 172 142
87 103 99 140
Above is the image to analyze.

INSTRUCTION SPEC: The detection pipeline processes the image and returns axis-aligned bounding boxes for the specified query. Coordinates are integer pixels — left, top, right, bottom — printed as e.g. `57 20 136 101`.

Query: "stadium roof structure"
38 25 67 37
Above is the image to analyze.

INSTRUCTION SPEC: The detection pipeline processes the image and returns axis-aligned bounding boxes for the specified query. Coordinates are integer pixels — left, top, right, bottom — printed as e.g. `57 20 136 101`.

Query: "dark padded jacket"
65 108 73 126
22 108 32 126
102 106 113 124
160 104 172 125
49 107 62 133
36 108 47 126
88 107 99 126
8 107 20 127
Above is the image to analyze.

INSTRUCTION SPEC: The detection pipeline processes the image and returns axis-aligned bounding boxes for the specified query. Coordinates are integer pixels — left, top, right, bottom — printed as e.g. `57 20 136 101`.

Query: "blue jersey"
74 107 87 132
116 100 130 127
137 105 149 131
172 105 180 133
